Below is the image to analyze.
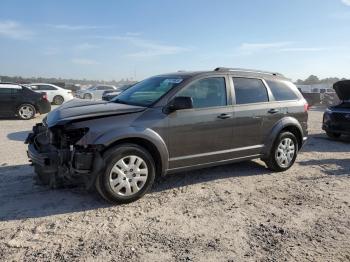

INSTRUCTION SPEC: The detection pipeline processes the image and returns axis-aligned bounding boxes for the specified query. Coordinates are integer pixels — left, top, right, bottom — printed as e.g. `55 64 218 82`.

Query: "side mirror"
166 96 193 112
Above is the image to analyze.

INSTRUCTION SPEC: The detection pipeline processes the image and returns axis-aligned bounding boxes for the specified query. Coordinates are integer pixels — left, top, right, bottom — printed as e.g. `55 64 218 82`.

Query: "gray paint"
28 69 308 178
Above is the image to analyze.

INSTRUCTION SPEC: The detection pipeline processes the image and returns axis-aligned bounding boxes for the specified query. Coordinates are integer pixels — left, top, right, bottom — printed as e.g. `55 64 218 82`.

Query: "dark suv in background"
322 80 350 138
26 68 308 203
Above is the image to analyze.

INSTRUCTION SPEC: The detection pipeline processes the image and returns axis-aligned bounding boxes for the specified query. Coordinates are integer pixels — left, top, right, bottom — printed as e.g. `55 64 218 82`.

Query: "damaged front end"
25 121 104 189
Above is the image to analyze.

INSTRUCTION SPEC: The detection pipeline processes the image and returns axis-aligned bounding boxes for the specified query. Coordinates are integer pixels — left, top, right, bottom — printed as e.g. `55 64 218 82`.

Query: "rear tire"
326 131 341 139
264 132 298 172
17 104 36 120
53 95 64 105
95 144 156 204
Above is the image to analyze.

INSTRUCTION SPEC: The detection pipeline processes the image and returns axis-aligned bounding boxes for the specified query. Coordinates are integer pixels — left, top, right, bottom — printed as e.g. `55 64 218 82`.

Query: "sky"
0 0 350 81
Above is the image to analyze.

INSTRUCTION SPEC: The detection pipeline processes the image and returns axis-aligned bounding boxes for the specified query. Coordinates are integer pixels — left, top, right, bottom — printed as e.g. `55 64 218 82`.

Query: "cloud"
49 24 108 30
98 35 190 57
0 20 33 39
235 42 330 56
127 41 190 57
238 42 292 55
75 43 98 50
341 0 350 6
72 58 99 65
279 47 327 52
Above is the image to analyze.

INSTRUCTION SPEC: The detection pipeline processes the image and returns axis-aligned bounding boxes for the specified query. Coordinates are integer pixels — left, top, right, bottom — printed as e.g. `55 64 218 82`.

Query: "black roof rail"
214 67 284 77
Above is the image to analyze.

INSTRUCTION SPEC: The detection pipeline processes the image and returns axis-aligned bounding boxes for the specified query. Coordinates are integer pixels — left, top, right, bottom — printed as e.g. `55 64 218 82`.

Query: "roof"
157 67 287 80
0 83 22 89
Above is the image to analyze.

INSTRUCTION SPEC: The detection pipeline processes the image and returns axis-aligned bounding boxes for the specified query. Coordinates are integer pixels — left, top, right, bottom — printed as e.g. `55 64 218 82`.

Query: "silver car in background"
76 85 116 100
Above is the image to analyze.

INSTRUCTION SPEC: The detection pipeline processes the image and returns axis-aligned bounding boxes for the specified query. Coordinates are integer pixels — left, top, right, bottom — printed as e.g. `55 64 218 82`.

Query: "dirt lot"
0 108 349 261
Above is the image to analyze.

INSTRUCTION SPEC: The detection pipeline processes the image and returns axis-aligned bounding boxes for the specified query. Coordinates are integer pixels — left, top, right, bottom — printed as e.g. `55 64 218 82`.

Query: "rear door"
167 76 235 169
230 77 270 156
0 88 16 114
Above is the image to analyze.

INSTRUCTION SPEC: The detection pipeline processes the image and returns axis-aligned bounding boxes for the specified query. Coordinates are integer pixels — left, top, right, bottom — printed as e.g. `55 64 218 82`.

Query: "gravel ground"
0 108 349 261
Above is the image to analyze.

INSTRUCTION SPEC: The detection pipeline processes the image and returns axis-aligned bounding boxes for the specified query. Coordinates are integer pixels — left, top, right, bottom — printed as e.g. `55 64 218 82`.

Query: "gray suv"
26 68 308 204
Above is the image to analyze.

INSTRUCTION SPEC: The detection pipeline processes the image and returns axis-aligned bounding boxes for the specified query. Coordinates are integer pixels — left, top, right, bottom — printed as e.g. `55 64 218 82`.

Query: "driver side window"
176 77 227 108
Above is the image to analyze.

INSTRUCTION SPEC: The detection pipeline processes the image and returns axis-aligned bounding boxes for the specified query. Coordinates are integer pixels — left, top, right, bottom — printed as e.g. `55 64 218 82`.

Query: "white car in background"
75 85 117 100
28 83 74 105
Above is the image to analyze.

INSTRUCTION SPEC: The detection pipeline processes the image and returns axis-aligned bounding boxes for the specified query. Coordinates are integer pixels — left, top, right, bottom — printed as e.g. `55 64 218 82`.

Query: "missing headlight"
64 128 89 145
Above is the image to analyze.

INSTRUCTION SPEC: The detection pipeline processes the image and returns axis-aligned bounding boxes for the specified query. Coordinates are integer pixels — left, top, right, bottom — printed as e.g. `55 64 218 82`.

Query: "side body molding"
262 117 304 157
92 126 169 176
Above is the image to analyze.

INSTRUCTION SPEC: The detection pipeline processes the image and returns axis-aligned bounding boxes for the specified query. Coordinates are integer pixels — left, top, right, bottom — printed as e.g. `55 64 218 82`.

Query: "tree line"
295 75 347 85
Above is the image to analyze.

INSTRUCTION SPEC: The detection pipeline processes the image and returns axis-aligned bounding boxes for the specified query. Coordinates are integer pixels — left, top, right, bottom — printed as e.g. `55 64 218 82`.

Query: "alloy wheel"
275 138 295 168
19 105 34 119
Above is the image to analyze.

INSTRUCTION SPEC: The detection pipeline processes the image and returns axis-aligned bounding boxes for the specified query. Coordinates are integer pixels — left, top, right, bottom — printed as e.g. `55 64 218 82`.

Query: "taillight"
304 103 309 112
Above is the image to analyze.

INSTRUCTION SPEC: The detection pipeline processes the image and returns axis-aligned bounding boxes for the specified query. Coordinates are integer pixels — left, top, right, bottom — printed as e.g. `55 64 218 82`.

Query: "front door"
167 76 235 169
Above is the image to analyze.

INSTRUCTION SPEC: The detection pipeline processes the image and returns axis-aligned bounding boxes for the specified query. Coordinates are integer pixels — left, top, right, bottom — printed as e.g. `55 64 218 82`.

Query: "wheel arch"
262 117 304 158
84 92 93 96
92 128 169 177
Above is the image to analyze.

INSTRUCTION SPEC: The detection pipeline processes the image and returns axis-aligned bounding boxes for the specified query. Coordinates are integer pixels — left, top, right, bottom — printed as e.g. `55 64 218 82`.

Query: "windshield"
112 76 183 106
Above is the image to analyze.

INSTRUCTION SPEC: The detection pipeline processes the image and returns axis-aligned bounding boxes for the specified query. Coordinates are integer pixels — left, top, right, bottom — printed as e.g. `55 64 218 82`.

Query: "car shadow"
152 160 270 193
7 130 30 141
298 158 350 176
0 160 269 222
0 164 108 222
0 116 19 120
302 133 350 153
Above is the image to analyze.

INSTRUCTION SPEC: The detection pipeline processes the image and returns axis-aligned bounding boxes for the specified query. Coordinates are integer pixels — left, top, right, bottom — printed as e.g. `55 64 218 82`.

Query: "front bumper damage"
26 123 104 189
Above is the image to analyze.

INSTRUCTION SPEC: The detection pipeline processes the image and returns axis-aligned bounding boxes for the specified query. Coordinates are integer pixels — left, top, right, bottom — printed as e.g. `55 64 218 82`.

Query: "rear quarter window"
267 80 299 101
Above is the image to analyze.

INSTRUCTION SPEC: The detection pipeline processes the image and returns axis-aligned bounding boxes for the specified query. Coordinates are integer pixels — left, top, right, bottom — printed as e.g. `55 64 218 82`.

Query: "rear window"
233 78 268 104
266 80 299 101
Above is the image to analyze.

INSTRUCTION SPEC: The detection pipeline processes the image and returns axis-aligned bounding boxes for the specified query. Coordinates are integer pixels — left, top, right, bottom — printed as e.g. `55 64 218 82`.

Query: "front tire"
326 131 341 139
17 104 36 120
264 132 298 172
96 144 156 204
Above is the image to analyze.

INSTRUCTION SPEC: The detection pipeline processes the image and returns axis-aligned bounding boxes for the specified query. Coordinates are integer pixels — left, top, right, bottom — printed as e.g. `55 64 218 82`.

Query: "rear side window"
266 80 299 101
35 85 56 90
176 77 227 108
233 78 268 104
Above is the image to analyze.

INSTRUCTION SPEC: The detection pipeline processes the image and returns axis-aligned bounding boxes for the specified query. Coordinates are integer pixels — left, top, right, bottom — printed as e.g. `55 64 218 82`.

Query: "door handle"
268 108 279 114
217 113 232 119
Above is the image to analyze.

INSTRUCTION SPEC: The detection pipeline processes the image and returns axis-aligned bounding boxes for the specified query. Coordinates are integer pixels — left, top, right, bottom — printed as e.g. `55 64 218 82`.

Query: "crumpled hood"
334 80 350 101
45 99 146 127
